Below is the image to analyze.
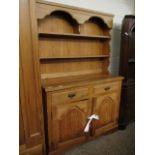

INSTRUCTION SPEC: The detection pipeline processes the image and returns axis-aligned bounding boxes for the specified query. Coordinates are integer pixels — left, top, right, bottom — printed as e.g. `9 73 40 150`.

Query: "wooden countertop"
42 74 124 92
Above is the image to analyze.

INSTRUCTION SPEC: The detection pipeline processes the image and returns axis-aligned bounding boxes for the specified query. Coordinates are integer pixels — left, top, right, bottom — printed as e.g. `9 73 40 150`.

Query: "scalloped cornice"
36 2 113 28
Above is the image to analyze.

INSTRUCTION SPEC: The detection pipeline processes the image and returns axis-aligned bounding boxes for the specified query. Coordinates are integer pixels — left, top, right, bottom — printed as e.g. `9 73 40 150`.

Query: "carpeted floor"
64 123 135 155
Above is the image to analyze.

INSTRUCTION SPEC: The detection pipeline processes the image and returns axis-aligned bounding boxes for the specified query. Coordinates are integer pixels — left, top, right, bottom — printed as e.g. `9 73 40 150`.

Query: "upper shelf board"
38 32 111 40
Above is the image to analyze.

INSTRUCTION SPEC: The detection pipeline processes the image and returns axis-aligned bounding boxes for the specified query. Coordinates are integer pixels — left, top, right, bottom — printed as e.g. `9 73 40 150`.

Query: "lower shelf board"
40 55 109 62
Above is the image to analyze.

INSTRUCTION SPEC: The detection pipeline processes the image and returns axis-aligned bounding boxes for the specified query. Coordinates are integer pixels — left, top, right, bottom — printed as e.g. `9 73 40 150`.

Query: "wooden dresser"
20 0 123 155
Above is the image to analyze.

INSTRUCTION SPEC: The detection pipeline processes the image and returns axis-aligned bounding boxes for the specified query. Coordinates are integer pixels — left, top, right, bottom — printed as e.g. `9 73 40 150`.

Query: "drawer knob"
68 93 76 98
105 87 110 91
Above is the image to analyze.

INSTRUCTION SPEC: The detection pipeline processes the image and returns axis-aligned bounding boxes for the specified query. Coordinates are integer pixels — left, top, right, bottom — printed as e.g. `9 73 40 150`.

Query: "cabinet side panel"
20 0 44 147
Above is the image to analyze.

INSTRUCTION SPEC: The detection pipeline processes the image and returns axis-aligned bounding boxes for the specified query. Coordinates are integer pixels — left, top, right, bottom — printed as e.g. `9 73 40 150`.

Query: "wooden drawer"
52 87 89 104
94 82 120 95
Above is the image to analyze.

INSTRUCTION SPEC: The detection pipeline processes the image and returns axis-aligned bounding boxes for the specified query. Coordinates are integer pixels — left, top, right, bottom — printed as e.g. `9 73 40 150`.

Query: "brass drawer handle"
68 93 76 98
104 87 110 91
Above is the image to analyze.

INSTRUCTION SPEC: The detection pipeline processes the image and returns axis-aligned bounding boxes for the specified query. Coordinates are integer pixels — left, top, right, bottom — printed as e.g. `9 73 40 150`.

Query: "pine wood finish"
36 0 112 80
20 0 124 155
49 98 91 148
42 77 123 154
92 86 122 136
34 1 123 154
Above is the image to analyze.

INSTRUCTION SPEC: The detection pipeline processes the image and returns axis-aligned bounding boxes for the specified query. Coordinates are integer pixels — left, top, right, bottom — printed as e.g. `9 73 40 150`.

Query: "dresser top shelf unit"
36 0 113 84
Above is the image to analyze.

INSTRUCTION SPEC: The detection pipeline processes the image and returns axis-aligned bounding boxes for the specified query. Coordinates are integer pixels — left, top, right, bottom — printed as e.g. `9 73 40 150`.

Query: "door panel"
59 106 86 142
92 92 120 131
50 99 91 149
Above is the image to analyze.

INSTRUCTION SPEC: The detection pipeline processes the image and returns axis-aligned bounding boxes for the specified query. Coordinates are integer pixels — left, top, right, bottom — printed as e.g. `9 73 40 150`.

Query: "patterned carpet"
64 123 135 155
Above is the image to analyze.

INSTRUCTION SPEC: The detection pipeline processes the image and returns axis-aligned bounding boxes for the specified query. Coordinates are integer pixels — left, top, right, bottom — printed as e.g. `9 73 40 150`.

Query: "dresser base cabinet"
42 76 123 155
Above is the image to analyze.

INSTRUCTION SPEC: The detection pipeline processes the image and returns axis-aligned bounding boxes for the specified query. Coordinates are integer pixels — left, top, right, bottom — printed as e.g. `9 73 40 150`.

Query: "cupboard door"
49 99 91 150
92 92 120 135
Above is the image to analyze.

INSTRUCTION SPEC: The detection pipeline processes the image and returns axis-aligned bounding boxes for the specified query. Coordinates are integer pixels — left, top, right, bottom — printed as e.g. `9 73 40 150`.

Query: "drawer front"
52 87 89 104
94 82 120 95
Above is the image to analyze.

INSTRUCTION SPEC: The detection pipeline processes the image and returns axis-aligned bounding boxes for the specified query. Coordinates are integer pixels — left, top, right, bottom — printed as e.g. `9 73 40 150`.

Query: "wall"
43 0 135 75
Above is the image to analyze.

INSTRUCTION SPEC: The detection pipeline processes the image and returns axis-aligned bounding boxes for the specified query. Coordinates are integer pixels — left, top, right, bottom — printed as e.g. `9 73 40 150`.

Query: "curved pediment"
38 9 79 25
80 16 110 36
36 2 113 28
38 10 111 36
38 10 79 33
86 16 110 28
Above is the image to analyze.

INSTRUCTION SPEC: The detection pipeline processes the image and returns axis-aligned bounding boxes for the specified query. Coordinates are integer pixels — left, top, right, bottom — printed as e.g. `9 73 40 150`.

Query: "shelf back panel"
40 59 109 79
39 38 110 57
